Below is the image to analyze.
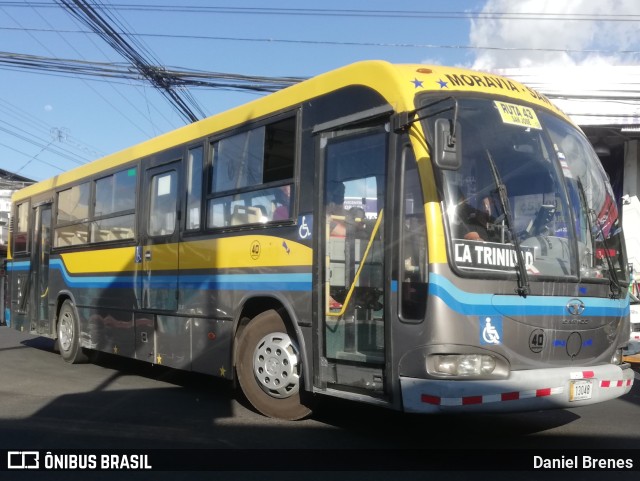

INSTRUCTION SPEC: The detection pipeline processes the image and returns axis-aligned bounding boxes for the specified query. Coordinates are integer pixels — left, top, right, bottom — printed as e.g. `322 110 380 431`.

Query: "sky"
1 0 640 182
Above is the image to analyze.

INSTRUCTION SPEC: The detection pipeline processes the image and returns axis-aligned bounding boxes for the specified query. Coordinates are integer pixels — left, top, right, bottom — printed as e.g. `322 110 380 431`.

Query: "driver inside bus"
454 189 494 241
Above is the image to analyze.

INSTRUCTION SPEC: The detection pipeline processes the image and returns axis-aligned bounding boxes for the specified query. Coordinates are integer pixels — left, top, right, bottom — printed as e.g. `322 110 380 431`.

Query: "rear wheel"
236 309 311 420
57 300 88 364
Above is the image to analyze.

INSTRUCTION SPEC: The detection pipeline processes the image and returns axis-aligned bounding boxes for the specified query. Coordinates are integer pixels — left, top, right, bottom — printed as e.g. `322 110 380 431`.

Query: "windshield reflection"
421 96 627 285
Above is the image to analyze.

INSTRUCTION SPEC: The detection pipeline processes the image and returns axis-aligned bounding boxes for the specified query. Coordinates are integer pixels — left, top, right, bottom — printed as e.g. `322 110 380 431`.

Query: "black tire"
236 309 312 420
57 300 88 364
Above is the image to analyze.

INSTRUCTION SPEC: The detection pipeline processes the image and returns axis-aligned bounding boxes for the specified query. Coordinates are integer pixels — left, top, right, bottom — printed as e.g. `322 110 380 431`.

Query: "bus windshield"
421 96 626 285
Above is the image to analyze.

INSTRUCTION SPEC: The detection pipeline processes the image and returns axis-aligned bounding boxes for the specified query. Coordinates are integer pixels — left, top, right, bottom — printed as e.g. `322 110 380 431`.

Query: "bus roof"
13 60 570 202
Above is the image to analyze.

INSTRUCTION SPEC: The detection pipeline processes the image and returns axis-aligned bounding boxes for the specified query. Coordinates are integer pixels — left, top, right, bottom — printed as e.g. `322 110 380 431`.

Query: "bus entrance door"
140 162 180 311
318 122 389 396
136 161 182 365
32 202 52 335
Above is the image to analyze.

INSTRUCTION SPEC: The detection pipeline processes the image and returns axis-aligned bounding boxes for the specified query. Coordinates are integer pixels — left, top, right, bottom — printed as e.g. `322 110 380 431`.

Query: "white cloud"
44 104 53 112
420 57 445 66
470 0 640 70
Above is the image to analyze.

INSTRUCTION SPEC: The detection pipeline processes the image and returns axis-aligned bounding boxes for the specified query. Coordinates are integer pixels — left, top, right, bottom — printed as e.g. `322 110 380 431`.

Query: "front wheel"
57 300 88 364
236 309 312 420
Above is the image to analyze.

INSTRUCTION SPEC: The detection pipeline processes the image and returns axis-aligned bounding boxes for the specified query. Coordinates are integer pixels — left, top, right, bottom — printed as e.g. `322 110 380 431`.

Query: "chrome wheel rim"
58 310 74 352
253 332 301 398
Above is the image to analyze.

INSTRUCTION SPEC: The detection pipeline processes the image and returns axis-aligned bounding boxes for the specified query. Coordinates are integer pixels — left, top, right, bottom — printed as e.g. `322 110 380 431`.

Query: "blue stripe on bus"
7 259 628 314
7 259 311 291
178 274 311 291
6 261 30 271
428 272 627 317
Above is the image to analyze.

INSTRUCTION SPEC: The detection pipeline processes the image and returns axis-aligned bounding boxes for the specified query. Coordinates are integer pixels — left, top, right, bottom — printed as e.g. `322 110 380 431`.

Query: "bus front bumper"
400 363 634 413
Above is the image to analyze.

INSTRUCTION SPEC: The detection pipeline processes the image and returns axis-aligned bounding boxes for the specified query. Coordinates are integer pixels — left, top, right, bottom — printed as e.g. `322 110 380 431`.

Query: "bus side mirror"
434 118 461 171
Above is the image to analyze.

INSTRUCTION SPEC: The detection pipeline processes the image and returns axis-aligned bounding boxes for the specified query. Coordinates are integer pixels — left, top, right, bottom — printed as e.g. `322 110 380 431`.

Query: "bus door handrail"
327 209 384 318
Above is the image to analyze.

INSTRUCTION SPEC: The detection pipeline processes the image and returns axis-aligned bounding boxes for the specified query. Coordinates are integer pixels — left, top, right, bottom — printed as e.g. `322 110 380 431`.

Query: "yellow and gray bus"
6 61 634 419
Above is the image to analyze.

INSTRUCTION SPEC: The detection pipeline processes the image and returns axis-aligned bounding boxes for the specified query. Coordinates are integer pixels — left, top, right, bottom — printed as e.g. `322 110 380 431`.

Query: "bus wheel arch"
56 297 88 364
233 297 305 371
234 301 312 420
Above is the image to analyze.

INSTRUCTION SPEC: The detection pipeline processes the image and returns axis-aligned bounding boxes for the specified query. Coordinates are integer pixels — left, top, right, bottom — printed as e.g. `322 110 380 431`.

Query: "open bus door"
315 119 390 398
32 202 53 335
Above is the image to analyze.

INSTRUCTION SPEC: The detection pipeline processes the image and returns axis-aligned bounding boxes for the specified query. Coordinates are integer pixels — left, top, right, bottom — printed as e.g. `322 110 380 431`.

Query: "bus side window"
149 171 177 237
55 182 90 247
13 202 29 253
91 167 136 243
186 146 203 230
206 116 296 229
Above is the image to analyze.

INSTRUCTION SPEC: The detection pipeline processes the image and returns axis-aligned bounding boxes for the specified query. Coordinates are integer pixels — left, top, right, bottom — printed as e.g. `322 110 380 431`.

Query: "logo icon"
250 240 261 260
8 451 39 469
298 215 312 240
529 329 545 353
566 299 585 316
566 331 583 358
480 316 502 345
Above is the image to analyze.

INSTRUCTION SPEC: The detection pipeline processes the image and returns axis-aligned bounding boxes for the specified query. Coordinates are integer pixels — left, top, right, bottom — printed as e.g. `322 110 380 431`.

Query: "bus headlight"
429 354 497 377
611 348 624 365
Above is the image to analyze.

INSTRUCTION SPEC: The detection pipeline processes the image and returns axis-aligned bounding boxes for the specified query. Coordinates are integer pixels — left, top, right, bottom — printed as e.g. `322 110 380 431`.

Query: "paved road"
1 325 640 456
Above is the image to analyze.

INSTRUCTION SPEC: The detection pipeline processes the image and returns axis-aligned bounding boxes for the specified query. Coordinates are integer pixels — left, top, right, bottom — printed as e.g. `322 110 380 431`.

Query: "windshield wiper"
576 179 621 299
486 149 530 297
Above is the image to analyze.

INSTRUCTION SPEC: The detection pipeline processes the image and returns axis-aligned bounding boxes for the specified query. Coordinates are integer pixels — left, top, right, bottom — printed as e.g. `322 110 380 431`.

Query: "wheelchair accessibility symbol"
480 316 502 345
298 214 312 240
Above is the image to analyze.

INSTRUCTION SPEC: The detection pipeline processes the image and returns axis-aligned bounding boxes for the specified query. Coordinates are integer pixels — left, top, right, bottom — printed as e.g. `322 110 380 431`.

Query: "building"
0 169 35 259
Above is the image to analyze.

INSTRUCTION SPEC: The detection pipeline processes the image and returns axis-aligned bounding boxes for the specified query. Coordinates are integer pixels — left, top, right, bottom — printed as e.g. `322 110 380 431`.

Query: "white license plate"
570 379 593 401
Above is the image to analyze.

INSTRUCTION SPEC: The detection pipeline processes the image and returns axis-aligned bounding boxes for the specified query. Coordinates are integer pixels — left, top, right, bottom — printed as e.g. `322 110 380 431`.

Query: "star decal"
219 366 227 377
156 354 163 364
437 79 449 89
411 78 424 89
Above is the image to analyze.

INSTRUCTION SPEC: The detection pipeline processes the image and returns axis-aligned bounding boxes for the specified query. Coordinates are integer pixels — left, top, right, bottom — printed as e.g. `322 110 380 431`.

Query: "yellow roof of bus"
13 60 570 202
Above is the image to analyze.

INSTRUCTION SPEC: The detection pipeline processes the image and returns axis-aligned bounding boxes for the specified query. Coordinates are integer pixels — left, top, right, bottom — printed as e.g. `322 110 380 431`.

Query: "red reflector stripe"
501 391 520 401
600 378 634 388
462 396 483 405
418 375 634 407
421 394 441 405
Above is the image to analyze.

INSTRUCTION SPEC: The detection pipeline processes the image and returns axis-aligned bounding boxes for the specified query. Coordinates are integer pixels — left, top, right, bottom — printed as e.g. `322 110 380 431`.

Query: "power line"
0 1 150 173
3 26 640 56
0 139 66 174
2 3 640 22
65 0 172 133
0 51 305 91
56 0 205 123
0 122 89 166
23 0 158 138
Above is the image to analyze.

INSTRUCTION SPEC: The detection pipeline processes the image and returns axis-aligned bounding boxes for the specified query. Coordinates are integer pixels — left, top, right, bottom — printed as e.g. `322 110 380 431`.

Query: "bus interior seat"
231 205 263 225
56 230 75 246
253 204 269 223
111 227 134 239
94 226 134 242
